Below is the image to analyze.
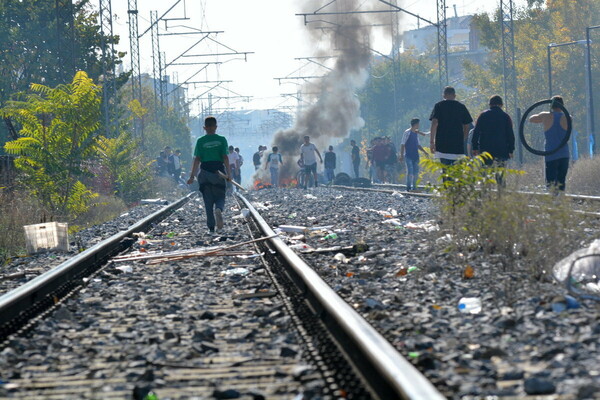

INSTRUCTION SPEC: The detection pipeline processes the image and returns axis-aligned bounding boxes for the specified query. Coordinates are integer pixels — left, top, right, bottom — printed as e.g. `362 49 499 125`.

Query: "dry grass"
567 156 600 195
0 190 46 265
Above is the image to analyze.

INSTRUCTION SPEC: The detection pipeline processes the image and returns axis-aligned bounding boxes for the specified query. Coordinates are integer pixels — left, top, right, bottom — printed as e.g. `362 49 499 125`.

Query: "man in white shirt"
171 149 182 183
300 135 323 189
228 145 240 191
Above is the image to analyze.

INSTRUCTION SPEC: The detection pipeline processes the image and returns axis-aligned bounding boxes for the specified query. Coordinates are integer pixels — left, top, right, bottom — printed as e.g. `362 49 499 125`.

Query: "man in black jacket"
472 95 515 184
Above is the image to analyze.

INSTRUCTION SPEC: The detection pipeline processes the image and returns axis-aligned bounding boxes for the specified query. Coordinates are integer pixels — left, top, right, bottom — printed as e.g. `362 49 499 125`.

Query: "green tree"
96 130 154 204
0 0 124 149
358 52 438 142
465 0 600 159
2 71 101 219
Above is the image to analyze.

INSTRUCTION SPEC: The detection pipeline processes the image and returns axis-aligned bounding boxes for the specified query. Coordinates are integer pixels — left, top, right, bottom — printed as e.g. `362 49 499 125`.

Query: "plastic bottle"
323 233 338 240
458 297 482 314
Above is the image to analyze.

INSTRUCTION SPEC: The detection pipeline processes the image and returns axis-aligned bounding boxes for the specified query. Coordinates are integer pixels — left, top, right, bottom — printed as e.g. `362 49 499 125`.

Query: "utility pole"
150 10 162 114
437 0 448 90
128 0 143 144
99 0 117 136
500 0 521 163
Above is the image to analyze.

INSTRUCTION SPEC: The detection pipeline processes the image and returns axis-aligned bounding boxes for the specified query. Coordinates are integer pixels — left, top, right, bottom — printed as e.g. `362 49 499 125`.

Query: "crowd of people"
185 87 571 233
156 146 184 184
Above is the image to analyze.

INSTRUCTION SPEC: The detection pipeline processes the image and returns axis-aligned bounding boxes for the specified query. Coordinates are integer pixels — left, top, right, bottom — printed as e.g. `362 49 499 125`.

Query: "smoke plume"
258 0 401 182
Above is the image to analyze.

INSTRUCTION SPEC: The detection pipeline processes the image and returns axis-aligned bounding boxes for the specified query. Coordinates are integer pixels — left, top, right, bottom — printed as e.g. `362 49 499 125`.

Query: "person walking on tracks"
472 95 515 185
429 86 473 166
529 95 570 192
187 117 232 233
300 135 323 189
324 145 336 183
265 146 283 188
350 139 360 178
400 118 428 191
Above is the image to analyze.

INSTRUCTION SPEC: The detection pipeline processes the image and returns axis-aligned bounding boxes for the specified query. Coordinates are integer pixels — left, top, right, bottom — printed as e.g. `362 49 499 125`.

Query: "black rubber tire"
352 177 372 188
519 99 572 156
334 172 352 186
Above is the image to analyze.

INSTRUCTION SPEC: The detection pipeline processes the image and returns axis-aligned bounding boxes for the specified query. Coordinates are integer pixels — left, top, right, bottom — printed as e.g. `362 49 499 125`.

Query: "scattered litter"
112 236 275 264
233 290 277 300
166 232 176 238
551 295 580 312
333 253 350 263
141 198 169 205
322 233 338 240
408 352 420 359
463 265 475 279
404 221 439 232
458 297 482 314
236 253 264 259
382 218 403 227
252 202 273 211
132 232 146 239
392 191 404 198
221 267 250 277
288 212 297 218
553 239 600 298
303 193 317 199
24 222 69 254
278 225 308 233
115 265 133 273
289 243 313 251
0 271 25 281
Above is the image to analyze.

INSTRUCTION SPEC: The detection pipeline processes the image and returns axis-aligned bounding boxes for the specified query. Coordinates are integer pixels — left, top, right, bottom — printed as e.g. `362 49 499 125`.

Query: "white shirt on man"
300 143 318 165
229 151 240 167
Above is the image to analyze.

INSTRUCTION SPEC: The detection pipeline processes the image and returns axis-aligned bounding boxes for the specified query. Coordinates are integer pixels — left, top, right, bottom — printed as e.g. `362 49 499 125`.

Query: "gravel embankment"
0 195 324 399
0 203 167 297
246 187 600 399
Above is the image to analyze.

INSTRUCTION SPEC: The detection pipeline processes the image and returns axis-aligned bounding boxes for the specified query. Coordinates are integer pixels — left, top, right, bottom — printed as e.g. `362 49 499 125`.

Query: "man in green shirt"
187 117 231 233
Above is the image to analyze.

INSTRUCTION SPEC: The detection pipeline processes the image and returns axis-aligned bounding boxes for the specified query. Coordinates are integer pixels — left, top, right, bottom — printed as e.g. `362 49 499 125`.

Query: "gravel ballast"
246 186 600 399
0 195 325 399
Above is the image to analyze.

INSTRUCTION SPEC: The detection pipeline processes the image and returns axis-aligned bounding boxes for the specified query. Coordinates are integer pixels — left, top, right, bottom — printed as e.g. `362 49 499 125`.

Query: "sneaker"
215 208 224 230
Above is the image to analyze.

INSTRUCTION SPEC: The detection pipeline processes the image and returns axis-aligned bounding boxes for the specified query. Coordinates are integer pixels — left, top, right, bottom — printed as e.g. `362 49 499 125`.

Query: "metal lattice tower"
437 0 448 90
127 0 143 142
160 52 169 109
500 0 520 162
99 0 117 136
128 0 141 104
150 11 162 112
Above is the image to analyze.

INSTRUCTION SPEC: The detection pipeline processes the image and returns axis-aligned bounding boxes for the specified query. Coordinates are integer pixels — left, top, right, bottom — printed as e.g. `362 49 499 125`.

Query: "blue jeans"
270 167 279 187
405 158 419 190
325 168 335 182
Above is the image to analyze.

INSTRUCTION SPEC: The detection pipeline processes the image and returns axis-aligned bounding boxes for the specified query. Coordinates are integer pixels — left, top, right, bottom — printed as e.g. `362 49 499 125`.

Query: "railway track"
244 186 600 399
0 191 444 399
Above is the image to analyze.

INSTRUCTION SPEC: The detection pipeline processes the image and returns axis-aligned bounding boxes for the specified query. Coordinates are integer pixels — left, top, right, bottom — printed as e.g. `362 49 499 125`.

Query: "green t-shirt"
193 134 228 162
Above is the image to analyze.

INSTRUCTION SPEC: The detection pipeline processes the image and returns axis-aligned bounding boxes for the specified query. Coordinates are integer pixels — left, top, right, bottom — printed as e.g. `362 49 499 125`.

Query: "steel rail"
0 192 195 338
372 182 600 203
236 193 445 400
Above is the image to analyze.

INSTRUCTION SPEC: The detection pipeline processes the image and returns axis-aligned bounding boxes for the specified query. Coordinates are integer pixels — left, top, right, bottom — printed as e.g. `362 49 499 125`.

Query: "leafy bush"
1 71 100 220
567 156 600 195
96 131 154 204
422 153 586 279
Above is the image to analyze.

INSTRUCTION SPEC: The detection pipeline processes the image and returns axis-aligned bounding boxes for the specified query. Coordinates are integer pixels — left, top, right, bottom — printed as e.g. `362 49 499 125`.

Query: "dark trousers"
201 185 225 230
353 162 360 178
198 168 226 230
439 158 456 183
484 157 508 186
545 157 569 191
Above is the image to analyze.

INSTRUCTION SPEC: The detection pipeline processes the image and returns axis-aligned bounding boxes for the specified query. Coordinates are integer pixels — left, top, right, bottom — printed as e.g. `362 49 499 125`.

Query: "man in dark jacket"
472 95 515 184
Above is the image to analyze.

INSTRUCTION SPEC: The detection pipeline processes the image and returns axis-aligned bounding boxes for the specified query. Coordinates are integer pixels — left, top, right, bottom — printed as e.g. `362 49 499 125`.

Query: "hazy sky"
110 0 525 116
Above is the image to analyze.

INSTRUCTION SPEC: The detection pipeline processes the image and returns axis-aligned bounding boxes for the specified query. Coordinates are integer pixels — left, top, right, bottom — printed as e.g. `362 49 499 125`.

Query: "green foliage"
465 0 600 160
425 153 586 279
421 153 522 218
0 0 125 150
96 131 154 204
2 71 101 219
359 52 438 140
